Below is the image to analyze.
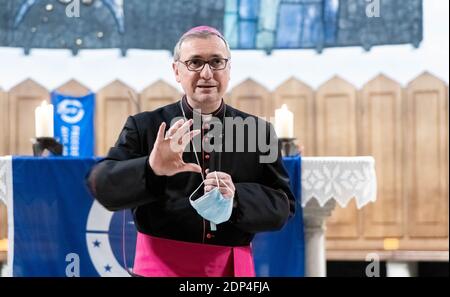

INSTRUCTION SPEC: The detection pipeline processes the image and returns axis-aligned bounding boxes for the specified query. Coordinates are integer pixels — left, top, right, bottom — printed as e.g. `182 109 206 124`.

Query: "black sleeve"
86 116 166 211
230 123 296 233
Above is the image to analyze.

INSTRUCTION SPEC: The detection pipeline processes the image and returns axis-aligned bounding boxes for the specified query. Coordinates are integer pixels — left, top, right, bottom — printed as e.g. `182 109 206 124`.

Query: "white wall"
0 0 448 92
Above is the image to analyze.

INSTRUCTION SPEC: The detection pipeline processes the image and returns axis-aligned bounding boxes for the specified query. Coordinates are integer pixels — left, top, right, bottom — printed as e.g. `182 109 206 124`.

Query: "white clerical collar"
201 114 212 122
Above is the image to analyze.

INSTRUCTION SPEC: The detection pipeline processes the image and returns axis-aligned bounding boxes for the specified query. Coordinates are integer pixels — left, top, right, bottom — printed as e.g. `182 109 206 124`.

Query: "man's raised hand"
149 119 202 176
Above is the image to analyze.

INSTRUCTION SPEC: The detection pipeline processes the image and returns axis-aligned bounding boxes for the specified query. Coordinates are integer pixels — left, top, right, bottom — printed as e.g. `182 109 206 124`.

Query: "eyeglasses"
178 57 230 72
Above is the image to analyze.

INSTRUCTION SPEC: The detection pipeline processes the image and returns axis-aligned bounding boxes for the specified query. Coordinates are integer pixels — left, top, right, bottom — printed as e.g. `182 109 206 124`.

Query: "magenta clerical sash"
133 232 255 277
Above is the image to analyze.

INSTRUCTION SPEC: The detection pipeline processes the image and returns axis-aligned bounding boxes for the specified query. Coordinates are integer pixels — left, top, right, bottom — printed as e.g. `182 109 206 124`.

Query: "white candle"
274 104 294 138
35 101 54 138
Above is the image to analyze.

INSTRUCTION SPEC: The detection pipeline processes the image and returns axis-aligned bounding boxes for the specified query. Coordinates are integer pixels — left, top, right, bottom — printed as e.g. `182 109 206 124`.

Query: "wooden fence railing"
0 72 448 260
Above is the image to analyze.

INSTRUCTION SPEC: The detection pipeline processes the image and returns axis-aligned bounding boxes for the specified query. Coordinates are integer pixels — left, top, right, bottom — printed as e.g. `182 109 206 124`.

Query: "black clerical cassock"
87 96 295 247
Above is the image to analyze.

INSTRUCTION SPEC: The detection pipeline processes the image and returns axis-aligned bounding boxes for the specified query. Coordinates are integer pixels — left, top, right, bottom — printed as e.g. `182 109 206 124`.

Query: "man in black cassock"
87 26 295 277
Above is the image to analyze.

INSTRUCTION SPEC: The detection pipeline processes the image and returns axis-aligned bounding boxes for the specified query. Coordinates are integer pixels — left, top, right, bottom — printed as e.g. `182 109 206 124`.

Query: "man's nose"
200 63 213 79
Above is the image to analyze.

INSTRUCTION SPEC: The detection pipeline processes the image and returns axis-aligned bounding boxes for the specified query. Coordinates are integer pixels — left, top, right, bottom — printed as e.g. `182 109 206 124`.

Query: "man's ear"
172 62 181 83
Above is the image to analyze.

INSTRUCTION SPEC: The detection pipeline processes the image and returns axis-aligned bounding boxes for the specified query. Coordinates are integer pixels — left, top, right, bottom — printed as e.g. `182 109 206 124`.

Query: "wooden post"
404 72 449 242
360 74 403 239
273 77 315 155
229 78 272 120
316 76 359 240
8 79 49 155
140 80 181 112
96 80 138 156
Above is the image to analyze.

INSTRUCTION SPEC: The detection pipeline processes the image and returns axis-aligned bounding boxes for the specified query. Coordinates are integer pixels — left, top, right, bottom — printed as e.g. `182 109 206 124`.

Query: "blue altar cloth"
0 156 303 276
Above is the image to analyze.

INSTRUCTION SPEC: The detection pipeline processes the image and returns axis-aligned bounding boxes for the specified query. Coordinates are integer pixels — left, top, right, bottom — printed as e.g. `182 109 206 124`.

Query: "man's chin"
192 94 221 105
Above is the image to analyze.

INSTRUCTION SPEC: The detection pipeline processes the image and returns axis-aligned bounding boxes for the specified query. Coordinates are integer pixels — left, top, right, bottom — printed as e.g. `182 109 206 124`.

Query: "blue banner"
52 92 95 157
2 156 303 277
6 157 136 277
253 156 305 277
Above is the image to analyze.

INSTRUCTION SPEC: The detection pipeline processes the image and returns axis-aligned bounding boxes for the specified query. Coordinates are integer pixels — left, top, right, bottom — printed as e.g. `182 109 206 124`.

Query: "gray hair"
173 30 231 62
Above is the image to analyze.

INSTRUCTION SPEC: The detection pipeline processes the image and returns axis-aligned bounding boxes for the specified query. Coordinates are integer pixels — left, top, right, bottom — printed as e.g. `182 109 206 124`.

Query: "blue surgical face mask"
189 172 234 227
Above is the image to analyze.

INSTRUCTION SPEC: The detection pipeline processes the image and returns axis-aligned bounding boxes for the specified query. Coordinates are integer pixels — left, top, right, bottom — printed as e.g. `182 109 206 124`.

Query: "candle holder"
279 137 299 157
31 137 63 157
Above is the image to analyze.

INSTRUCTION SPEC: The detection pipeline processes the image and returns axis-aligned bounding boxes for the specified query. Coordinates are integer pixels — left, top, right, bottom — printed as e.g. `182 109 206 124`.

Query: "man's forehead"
179 36 229 59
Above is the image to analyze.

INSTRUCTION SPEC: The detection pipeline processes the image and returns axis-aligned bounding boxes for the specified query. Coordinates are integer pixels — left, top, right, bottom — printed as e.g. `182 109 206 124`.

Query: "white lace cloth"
0 156 11 206
301 156 377 209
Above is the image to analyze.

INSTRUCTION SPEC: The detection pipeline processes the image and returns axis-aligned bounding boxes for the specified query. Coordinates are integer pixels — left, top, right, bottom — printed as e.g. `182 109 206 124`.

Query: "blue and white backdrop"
0 156 304 277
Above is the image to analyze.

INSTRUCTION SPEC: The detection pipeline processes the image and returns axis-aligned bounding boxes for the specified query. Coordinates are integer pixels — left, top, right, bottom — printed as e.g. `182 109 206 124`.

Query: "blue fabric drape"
9 156 303 276
253 155 304 277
